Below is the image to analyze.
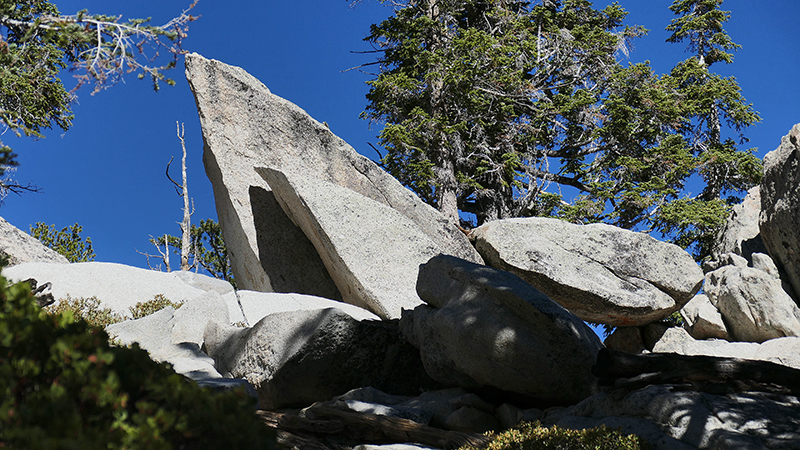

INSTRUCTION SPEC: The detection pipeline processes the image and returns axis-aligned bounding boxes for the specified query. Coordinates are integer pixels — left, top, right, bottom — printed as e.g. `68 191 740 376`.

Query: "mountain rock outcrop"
471 217 704 326
712 186 767 264
401 254 603 405
760 123 800 301
679 294 729 341
704 261 800 343
3 261 234 316
203 308 439 410
0 217 69 266
184 53 480 299
259 167 440 319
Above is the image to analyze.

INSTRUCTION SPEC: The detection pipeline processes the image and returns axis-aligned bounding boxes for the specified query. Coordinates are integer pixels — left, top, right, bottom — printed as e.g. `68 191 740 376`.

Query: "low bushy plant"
44 294 126 328
1 276 276 449
461 421 648 450
130 294 185 320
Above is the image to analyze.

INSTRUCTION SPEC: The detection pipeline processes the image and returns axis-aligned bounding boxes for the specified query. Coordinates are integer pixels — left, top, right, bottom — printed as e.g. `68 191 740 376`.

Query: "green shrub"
45 293 186 328
0 276 276 449
460 421 647 450
44 295 126 328
130 294 185 320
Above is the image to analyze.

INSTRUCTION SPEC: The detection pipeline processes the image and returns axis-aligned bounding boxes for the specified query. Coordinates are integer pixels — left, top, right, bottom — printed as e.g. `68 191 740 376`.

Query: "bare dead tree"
166 121 193 271
136 233 171 272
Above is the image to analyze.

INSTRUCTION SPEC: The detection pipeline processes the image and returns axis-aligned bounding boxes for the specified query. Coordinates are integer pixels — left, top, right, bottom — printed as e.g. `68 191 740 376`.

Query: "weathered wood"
258 405 491 450
593 348 800 395
257 410 343 435
308 404 491 449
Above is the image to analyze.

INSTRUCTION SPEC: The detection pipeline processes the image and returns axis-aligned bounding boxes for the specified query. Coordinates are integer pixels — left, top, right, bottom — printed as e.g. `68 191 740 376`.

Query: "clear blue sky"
3 0 799 273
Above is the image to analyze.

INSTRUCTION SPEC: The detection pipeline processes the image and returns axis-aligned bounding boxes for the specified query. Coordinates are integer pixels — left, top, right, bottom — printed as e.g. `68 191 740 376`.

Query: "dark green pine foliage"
362 0 761 260
29 222 95 263
0 0 193 180
652 0 762 258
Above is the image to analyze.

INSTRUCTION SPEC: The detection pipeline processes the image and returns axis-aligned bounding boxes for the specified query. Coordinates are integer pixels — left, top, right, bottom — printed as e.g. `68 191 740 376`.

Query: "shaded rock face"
705 264 800 343
260 168 440 319
185 53 480 297
603 327 646 354
204 308 439 410
760 123 800 301
0 217 69 266
401 255 603 405
471 217 703 326
551 384 800 450
652 327 800 370
712 186 767 264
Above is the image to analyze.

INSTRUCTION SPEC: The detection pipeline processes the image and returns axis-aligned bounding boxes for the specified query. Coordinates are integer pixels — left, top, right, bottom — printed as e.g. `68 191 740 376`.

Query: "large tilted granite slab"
760 123 800 301
259 167 440 320
471 217 704 326
185 53 481 298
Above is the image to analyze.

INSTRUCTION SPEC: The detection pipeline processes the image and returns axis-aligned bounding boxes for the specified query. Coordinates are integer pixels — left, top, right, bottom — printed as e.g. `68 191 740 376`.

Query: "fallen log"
258 405 491 449
593 348 800 395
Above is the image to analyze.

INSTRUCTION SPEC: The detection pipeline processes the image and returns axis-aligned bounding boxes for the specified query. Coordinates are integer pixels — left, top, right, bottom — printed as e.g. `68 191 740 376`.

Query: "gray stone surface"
3 262 230 317
555 384 800 449
471 217 703 326
204 308 439 410
680 294 729 341
444 406 499 433
604 327 646 354
401 255 603 405
0 217 69 266
353 445 440 450
712 186 767 263
553 415 698 450
394 388 478 429
260 168 441 319
705 264 800 342
223 290 379 326
106 291 232 381
760 123 800 301
652 327 800 370
185 53 480 298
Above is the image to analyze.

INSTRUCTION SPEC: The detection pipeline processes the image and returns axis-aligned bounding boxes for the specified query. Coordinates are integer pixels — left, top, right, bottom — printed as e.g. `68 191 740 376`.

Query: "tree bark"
257 405 491 449
177 122 192 271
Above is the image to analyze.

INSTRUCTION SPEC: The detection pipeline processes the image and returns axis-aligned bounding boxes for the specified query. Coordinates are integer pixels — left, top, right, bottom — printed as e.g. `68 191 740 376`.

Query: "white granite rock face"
3 261 233 317
680 294 729 341
705 264 800 342
106 292 230 381
0 217 69 266
471 217 703 326
760 123 800 300
185 53 480 299
712 186 767 263
224 290 379 326
260 168 441 319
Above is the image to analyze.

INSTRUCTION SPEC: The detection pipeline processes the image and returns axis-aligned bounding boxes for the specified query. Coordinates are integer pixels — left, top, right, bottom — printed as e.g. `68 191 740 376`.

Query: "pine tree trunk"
435 158 460 225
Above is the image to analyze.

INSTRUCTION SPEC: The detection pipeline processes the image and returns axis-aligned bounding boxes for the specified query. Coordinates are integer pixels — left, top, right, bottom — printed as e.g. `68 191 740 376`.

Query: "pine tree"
0 0 196 190
361 0 761 259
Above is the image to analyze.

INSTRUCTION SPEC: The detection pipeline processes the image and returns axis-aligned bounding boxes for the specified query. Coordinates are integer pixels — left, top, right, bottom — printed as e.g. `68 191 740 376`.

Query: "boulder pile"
3 55 799 449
